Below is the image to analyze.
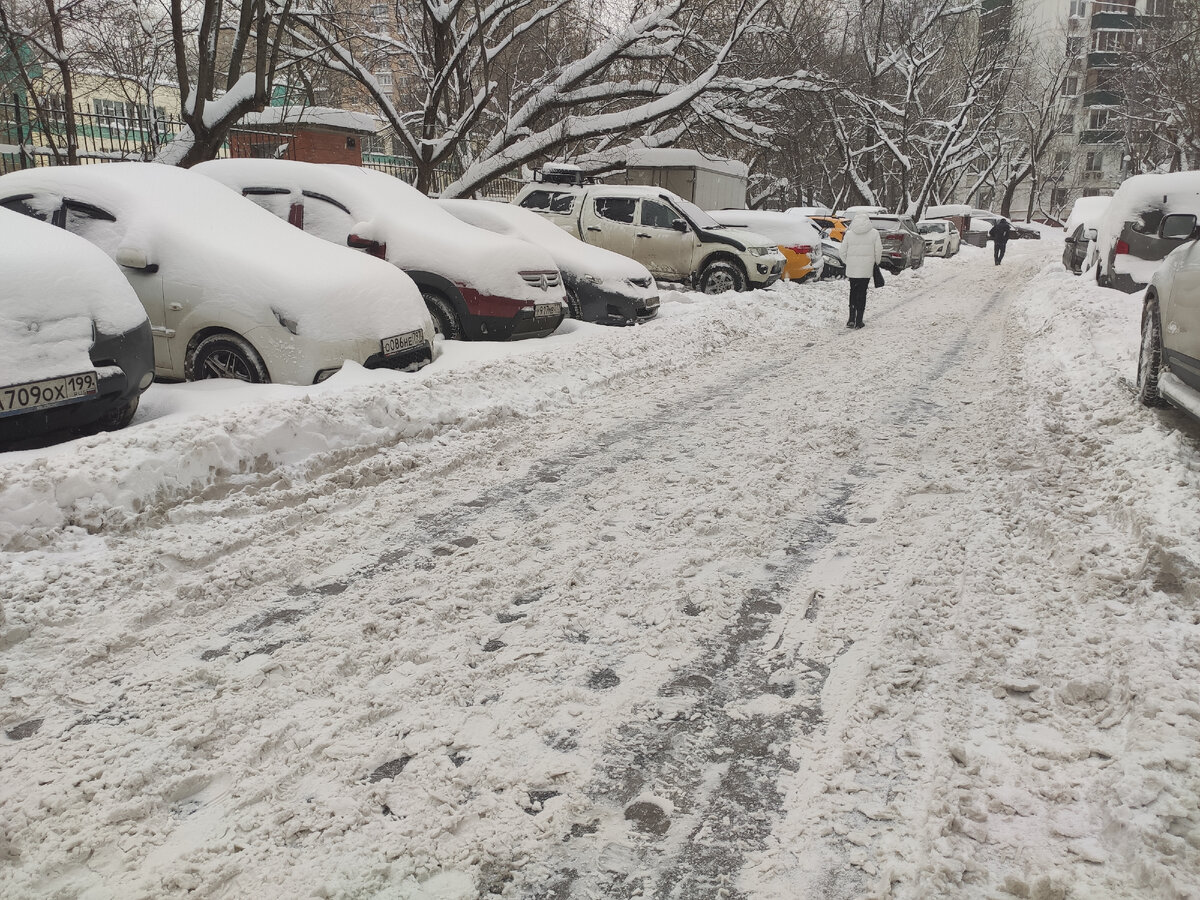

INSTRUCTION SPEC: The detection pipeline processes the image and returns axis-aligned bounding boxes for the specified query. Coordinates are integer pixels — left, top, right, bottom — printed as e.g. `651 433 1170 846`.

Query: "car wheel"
698 259 746 294
423 289 463 340
186 333 270 383
1096 262 1109 289
1137 296 1168 407
565 289 583 319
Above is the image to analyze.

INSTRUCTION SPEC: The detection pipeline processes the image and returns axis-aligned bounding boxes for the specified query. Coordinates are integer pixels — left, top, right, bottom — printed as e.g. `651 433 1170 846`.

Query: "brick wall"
228 128 364 165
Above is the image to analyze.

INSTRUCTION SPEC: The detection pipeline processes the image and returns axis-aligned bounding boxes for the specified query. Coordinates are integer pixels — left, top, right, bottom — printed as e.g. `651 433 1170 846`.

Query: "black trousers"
993 239 1008 264
848 278 869 324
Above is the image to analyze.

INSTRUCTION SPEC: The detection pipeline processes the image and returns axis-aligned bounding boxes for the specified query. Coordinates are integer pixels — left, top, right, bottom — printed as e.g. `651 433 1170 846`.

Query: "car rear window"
519 190 575 214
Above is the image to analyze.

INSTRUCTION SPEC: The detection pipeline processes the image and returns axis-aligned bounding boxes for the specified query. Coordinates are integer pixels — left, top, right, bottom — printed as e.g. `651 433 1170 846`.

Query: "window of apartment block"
1085 151 1104 171
374 70 393 87
1087 109 1111 129
1053 187 1070 208
1144 0 1170 15
1091 29 1135 52
1061 76 1080 96
1068 0 1087 16
1054 150 1073 168
1066 36 1085 55
1083 188 1101 197
1094 0 1134 13
1058 114 1076 134
369 3 388 20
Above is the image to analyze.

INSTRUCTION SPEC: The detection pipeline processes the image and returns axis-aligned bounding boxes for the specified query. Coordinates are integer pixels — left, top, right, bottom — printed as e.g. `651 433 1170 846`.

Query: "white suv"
514 183 785 293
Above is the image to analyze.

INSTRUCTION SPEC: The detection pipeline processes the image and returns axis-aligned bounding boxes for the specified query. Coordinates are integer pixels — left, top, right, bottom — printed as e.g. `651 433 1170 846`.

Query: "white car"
437 199 659 325
1137 212 1200 416
706 208 825 282
513 180 785 293
1 207 154 445
0 163 435 385
916 219 960 257
1061 195 1111 275
197 159 567 341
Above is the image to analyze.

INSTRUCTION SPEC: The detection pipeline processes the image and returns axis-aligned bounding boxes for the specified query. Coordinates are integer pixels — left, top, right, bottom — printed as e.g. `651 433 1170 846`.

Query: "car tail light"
1114 239 1130 255
348 234 387 258
886 232 903 241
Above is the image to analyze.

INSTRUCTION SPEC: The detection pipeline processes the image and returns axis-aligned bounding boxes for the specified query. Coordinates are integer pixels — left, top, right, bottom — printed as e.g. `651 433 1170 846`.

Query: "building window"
1144 0 1170 15
1085 151 1103 171
374 70 393 88
1068 0 1087 15
1061 76 1080 96
1087 109 1111 129
369 3 388 20
1066 36 1085 55
1055 150 1073 168
1058 114 1076 134
1083 187 1101 197
1094 0 1133 12
1091 29 1136 52
1053 187 1070 208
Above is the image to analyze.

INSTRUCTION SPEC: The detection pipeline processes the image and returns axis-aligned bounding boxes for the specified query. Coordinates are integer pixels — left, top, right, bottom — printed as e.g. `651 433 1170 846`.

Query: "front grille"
520 270 562 290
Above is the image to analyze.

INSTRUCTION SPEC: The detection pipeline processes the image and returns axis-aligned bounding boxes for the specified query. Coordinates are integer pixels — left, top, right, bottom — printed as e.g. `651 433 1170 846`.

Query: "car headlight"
747 246 775 257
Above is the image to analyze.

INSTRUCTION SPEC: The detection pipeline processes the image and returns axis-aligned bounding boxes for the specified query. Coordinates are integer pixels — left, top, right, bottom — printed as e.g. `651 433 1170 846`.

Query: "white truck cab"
513 181 785 294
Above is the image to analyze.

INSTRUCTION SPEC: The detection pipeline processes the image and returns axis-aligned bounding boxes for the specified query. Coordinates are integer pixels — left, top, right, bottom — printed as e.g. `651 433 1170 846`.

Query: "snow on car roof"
785 206 832 217
624 148 748 178
0 162 426 344
925 204 973 217
198 159 560 301
1 207 147 383
1063 196 1112 235
437 199 655 286
706 209 821 247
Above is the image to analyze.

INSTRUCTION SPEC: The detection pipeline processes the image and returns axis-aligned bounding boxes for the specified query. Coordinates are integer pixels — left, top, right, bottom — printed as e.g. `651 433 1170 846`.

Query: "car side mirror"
348 233 387 259
115 246 158 273
1160 214 1199 241
672 218 688 232
1084 228 1098 241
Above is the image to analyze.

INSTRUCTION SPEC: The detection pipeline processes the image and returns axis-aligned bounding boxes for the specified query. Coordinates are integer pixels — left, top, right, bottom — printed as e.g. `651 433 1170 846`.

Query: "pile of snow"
1062 195 1112 236
785 205 832 217
238 106 379 134
197 159 563 305
0 208 146 383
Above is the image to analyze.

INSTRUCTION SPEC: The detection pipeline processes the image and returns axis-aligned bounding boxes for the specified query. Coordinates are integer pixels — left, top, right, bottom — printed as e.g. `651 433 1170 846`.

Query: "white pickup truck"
513 182 785 294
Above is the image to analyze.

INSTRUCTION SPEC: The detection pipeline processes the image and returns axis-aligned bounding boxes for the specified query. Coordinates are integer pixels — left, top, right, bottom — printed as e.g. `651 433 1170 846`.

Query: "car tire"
186 333 270 383
565 289 583 319
423 289 463 340
1137 296 1168 408
1096 261 1109 289
698 259 747 294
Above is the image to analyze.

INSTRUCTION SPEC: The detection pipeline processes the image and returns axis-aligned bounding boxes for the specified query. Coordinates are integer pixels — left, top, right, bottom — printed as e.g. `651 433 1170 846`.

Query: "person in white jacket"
841 213 884 329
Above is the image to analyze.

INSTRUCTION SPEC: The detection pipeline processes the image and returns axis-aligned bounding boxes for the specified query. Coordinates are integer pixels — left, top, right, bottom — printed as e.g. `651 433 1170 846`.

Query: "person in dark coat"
990 218 1012 265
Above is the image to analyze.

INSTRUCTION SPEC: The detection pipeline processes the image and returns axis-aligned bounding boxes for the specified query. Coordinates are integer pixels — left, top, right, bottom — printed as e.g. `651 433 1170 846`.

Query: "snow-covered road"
3 240 1199 899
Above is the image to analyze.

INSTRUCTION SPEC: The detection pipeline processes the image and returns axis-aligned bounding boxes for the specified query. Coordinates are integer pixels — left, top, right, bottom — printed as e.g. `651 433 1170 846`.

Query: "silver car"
1135 212 1200 416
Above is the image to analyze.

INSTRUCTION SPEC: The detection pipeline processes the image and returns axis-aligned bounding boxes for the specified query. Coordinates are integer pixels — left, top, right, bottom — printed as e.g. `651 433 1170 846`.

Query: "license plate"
382 329 425 356
534 303 560 319
0 371 98 418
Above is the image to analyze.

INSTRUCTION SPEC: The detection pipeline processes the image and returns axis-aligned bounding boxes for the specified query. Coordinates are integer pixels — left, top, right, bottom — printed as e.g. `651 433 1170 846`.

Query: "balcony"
1081 129 1122 144
1087 51 1122 68
1083 90 1122 106
1091 11 1140 28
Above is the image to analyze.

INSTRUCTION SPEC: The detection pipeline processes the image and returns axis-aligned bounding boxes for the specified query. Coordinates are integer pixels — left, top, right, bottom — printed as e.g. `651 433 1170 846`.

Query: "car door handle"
586 226 601 232
636 233 652 238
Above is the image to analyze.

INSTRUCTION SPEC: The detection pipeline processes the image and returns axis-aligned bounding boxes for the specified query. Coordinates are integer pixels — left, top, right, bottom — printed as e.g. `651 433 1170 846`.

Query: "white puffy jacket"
842 213 883 279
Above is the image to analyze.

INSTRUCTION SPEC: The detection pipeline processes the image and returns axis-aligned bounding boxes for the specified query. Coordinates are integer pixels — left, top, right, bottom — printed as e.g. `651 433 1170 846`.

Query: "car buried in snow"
1 207 154 447
867 214 925 272
1135 212 1200 418
0 163 435 385
436 199 659 326
705 209 825 283
197 159 567 341
1096 171 1200 294
1061 195 1111 276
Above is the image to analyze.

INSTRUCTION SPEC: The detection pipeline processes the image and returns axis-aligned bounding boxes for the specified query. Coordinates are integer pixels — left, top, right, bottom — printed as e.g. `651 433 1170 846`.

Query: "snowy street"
3 238 1199 899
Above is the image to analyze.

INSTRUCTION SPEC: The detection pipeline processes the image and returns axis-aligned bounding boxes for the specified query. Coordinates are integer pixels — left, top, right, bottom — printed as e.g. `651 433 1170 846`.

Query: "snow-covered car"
970 210 1040 240
513 181 785 294
436 199 658 326
197 160 566 341
868 215 925 272
1061 195 1111 275
0 163 434 385
820 234 846 279
1096 171 1200 294
706 209 824 282
917 219 960 257
1 207 154 446
1135 212 1200 416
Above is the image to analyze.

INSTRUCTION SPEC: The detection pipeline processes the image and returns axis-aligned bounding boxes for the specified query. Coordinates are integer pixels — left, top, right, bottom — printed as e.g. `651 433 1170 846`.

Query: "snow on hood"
0 207 147 384
436 199 656 300
707 209 822 249
1063 196 1111 236
0 163 428 344
196 159 562 303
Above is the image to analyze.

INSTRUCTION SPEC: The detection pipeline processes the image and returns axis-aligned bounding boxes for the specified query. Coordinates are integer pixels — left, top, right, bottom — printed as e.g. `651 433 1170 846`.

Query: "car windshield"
673 196 721 229
917 222 943 234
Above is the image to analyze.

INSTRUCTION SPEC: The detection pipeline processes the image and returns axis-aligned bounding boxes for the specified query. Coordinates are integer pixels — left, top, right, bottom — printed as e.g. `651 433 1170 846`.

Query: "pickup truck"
513 183 785 294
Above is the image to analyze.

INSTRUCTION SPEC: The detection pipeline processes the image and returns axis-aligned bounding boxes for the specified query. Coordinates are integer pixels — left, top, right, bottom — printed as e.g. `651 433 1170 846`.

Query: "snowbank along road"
2 237 1199 900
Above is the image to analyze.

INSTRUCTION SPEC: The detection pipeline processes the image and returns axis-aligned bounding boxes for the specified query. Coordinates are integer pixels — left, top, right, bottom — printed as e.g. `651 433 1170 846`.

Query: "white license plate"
534 303 560 319
382 329 425 356
0 371 98 418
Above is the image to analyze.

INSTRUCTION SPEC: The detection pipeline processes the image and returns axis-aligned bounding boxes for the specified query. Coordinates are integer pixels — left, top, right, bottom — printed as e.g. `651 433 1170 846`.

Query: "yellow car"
707 209 826 282
808 215 848 242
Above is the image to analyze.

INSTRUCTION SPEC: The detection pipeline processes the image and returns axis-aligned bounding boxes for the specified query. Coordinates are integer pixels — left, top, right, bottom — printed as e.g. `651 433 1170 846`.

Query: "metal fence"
1 96 528 200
